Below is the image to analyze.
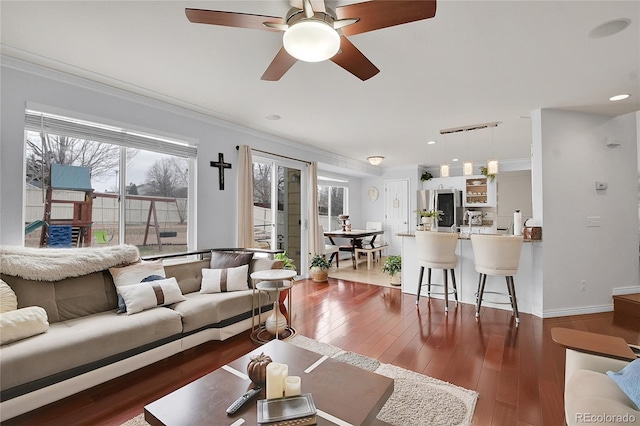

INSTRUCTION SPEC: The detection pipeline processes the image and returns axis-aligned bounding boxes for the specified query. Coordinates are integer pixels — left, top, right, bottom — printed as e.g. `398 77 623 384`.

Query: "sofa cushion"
0 308 183 392
165 259 210 294
1 271 118 323
201 265 250 293
607 358 640 409
117 277 186 315
170 290 271 333
565 369 640 426
0 306 49 345
0 279 17 313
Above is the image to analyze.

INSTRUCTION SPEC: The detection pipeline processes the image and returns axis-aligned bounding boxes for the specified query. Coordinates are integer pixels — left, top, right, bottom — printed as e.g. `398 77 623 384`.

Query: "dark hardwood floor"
4 278 639 426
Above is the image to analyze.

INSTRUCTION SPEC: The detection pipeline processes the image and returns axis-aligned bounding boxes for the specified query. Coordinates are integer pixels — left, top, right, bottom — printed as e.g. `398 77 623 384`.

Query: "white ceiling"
1 1 639 170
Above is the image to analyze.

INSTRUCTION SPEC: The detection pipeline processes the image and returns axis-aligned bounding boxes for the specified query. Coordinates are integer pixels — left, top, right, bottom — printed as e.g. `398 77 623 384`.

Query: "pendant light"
463 129 473 176
440 135 450 177
486 127 499 175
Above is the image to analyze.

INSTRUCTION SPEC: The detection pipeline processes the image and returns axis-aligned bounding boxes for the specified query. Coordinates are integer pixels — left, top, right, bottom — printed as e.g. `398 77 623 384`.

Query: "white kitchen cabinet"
463 176 496 207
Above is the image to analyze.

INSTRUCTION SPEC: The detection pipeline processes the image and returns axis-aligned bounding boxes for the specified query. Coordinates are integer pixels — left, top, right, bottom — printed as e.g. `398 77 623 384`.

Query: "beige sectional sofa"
0 246 282 421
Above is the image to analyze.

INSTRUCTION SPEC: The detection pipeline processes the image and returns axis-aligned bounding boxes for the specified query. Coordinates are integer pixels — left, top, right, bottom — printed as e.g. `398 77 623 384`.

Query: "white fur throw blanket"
0 245 140 281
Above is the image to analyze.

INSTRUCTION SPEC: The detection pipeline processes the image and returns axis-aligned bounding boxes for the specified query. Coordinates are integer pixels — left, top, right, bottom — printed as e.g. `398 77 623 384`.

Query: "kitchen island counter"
399 232 543 316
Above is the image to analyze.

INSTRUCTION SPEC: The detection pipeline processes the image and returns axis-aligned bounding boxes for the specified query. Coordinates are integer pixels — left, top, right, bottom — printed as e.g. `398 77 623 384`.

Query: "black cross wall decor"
210 153 232 190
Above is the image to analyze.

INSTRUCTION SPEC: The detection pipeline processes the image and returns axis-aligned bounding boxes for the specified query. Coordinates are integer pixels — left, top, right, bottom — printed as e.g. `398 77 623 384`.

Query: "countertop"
397 232 541 242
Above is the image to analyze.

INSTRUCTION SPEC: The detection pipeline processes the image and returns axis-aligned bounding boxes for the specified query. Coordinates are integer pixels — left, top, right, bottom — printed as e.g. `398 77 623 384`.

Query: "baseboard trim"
613 286 640 296
542 304 613 318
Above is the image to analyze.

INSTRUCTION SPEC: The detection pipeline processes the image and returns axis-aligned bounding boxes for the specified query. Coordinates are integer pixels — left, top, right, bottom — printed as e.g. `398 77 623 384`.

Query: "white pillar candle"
266 362 284 399
284 376 301 397
281 363 288 387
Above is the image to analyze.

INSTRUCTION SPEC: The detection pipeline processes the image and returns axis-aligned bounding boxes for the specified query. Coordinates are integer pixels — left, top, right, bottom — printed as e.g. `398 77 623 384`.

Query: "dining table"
324 229 385 269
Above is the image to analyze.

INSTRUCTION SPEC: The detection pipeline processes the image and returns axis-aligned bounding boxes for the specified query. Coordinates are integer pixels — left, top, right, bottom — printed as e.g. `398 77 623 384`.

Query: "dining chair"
318 225 340 267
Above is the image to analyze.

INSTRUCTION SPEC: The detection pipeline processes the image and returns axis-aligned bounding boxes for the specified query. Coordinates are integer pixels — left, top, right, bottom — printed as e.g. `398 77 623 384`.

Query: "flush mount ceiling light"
609 94 630 101
283 20 340 62
367 156 384 166
588 18 631 38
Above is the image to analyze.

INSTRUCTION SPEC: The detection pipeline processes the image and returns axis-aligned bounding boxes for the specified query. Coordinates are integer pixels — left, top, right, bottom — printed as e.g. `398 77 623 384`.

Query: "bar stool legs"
474 273 519 324
416 266 458 313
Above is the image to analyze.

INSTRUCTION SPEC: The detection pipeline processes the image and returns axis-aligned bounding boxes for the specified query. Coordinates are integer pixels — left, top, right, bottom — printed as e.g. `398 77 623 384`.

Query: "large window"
318 177 348 231
24 110 196 255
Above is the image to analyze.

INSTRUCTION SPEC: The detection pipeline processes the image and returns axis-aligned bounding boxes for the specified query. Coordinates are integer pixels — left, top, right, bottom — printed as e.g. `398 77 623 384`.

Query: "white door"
384 179 409 255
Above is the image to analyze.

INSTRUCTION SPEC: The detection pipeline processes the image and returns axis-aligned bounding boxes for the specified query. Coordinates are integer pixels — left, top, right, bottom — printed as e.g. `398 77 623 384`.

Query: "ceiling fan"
185 0 437 81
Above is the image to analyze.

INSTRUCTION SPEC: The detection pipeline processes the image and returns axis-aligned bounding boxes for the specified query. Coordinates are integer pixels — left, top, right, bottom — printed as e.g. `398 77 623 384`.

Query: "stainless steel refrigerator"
416 189 463 232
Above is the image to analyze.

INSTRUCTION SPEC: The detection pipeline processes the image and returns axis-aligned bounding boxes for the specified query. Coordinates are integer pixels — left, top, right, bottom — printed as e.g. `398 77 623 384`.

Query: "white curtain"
237 145 254 247
307 161 322 264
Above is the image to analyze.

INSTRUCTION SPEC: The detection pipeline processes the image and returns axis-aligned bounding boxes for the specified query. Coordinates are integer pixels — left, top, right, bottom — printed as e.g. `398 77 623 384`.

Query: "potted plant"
479 166 496 182
274 251 296 302
420 171 433 182
382 255 402 286
274 251 295 270
417 209 442 230
309 253 331 282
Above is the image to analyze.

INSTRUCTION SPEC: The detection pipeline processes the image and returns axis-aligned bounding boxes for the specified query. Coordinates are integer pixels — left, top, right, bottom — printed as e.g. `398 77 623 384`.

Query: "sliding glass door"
253 156 304 271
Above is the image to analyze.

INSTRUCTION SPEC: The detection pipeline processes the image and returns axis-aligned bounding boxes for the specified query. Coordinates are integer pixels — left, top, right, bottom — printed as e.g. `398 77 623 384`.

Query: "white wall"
0 58 370 248
534 109 639 316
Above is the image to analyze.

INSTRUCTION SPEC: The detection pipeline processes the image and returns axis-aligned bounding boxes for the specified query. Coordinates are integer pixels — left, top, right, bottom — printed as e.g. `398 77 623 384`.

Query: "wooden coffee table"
144 339 394 425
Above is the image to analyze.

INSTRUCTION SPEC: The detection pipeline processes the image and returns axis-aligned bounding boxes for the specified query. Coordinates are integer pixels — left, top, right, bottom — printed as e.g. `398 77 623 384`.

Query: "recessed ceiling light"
266 114 281 120
609 94 630 101
588 18 631 38
427 140 437 145
452 158 459 162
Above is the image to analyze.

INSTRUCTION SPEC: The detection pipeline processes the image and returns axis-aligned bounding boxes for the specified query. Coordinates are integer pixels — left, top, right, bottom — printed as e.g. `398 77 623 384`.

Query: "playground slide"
25 220 46 234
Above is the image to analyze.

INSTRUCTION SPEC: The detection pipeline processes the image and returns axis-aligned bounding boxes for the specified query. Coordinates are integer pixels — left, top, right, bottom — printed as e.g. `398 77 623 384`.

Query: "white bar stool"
470 235 523 323
415 231 459 313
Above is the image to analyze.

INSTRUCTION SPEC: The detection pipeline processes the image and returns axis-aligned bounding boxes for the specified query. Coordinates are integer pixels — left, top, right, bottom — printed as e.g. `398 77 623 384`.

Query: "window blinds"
24 110 197 158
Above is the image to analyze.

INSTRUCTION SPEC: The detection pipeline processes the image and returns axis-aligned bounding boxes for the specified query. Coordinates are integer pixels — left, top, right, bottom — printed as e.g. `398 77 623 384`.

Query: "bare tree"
25 132 136 187
145 158 188 197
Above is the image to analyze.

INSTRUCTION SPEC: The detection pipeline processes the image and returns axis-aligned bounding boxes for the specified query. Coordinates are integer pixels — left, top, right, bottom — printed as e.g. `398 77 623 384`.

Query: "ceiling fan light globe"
283 20 340 62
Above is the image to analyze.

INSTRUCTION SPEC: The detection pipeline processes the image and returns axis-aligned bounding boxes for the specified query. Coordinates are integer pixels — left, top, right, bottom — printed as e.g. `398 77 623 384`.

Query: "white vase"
421 217 434 231
265 302 287 335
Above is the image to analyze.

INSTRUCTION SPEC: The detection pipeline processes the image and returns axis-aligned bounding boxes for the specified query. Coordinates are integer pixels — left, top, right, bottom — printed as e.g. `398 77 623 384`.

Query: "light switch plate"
586 216 601 227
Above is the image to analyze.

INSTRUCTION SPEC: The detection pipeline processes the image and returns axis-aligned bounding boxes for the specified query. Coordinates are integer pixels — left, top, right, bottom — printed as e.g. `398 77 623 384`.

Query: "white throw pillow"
109 260 166 288
117 277 186 315
0 306 49 345
201 265 250 293
0 279 18 313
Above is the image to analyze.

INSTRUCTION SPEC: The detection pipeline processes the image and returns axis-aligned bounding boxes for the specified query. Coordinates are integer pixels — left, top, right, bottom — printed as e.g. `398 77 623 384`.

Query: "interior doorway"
384 179 409 255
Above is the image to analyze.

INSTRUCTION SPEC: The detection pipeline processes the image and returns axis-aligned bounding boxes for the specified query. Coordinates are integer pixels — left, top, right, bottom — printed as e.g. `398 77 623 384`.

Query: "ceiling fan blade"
185 8 282 32
261 48 298 81
303 0 314 18
330 36 380 81
336 0 437 37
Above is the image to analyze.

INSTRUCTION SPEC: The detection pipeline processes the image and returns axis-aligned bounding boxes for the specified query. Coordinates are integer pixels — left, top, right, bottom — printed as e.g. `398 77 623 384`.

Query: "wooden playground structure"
34 164 182 251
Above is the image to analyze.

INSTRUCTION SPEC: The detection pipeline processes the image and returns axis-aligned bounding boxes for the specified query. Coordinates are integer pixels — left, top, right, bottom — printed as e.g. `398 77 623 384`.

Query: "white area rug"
121 335 478 426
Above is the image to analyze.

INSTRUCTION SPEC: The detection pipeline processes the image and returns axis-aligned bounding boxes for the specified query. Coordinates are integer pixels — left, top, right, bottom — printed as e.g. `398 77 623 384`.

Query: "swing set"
93 193 180 251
